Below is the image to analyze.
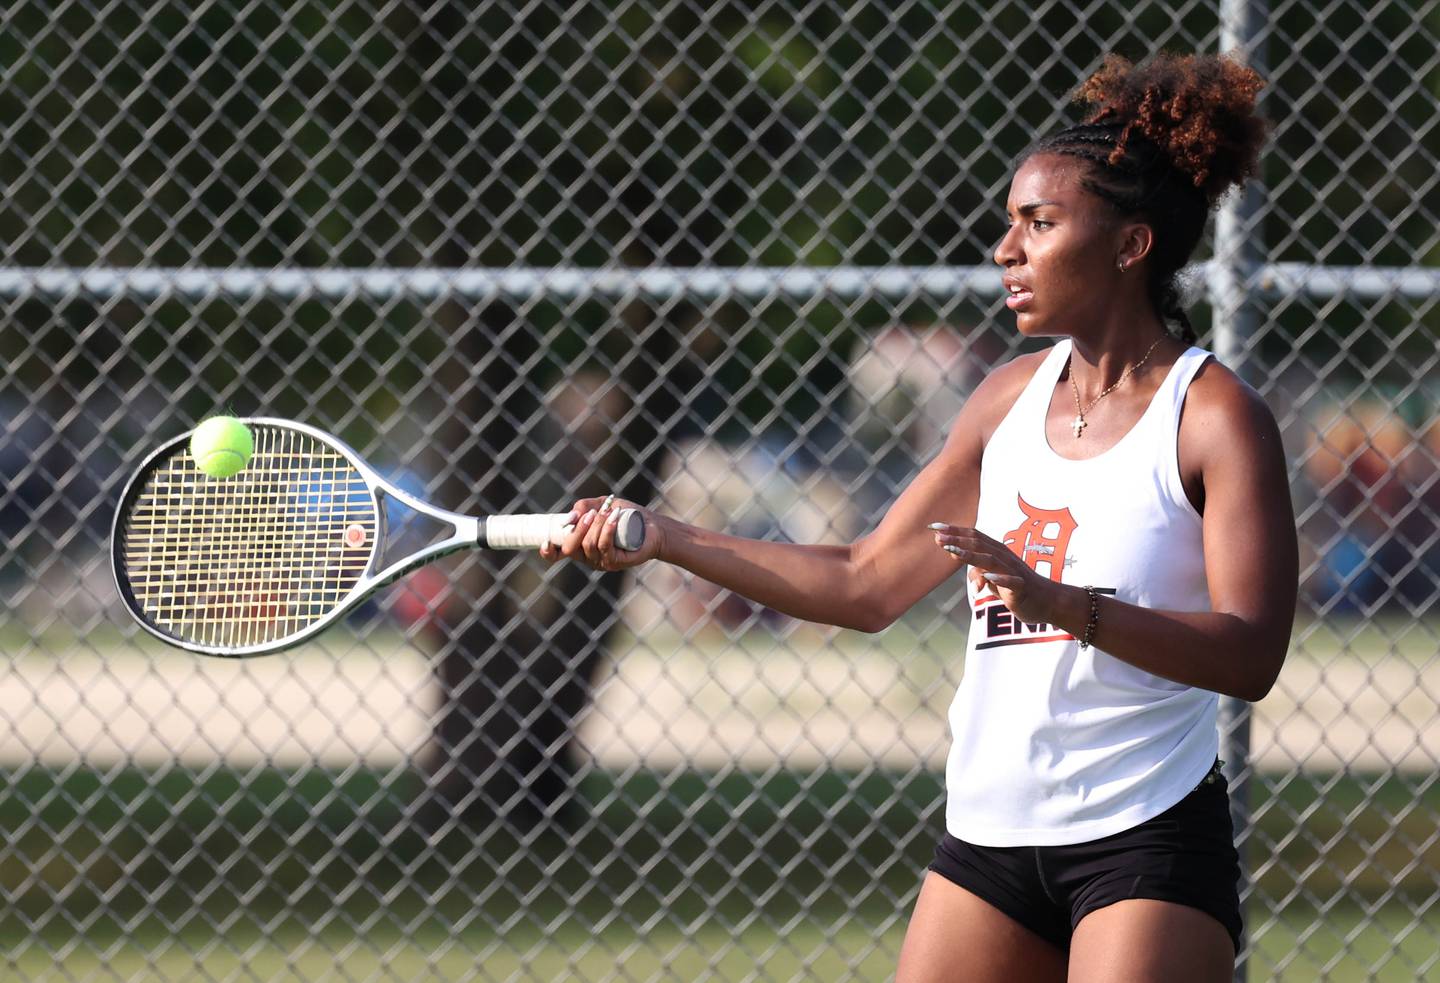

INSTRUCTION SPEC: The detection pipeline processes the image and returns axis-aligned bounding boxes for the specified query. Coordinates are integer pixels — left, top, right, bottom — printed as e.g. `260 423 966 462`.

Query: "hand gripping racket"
111 418 643 657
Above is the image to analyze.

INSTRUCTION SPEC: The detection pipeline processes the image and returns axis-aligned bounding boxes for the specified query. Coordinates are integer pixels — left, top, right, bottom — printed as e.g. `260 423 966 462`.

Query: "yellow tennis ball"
189 416 253 478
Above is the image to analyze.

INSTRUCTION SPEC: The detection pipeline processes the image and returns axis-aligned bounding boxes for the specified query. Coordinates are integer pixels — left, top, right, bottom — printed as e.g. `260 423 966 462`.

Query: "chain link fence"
1 1 1437 980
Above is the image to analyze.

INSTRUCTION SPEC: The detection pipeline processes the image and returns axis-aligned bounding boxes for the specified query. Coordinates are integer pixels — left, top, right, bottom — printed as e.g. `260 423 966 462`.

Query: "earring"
1117 262 1128 272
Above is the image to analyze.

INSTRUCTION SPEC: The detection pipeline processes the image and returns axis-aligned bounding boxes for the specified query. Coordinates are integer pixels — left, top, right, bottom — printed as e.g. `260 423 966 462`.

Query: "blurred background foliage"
0 0 1434 431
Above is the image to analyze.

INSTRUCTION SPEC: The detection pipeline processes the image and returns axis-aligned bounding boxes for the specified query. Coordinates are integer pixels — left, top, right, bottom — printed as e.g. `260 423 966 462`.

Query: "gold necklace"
1068 337 1165 438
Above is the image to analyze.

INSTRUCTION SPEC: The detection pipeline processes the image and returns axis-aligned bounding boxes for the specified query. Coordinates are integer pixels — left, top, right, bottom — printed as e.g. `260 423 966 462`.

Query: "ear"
1115 221 1155 272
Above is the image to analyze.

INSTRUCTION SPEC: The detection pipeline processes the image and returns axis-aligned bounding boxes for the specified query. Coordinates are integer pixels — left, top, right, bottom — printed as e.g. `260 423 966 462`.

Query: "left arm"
934 365 1298 702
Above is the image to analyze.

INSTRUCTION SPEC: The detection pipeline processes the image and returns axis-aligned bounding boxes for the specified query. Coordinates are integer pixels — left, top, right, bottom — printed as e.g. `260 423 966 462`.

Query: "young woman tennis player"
544 52 1296 982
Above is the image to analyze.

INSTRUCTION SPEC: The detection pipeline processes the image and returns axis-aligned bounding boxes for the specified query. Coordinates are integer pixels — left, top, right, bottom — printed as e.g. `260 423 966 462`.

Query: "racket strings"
120 425 377 649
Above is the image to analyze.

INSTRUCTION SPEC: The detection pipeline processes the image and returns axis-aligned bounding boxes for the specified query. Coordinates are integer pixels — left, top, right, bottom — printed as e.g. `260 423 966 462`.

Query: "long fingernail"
582 509 597 524
606 509 620 525
943 545 965 556
927 522 947 531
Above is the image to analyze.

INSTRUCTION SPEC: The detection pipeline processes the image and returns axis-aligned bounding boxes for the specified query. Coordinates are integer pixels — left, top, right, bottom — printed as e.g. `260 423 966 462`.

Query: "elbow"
1232 644 1288 703
1238 671 1280 704
840 542 906 633
847 600 899 634
851 612 894 634
1232 679 1272 704
1216 674 1270 703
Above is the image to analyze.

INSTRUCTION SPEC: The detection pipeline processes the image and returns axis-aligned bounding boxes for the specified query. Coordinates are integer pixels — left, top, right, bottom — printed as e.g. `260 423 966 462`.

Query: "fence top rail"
0 264 1432 303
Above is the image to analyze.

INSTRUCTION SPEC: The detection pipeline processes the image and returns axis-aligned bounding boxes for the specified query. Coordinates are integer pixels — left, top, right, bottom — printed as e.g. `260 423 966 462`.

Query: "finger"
558 499 595 534
937 535 1023 572
560 509 590 556
942 544 978 564
968 529 1010 552
927 521 981 540
942 544 1001 568
582 506 612 566
596 505 623 569
573 506 596 561
968 566 1018 591
935 529 1002 550
573 508 601 562
941 543 974 564
933 531 982 549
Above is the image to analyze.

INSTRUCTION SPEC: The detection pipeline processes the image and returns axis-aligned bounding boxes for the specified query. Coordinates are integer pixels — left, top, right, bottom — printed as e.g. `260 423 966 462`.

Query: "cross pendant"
1071 415 1087 438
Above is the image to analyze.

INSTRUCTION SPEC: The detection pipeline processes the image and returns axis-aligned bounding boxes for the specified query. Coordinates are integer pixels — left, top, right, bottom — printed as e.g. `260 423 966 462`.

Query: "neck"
1066 317 1172 396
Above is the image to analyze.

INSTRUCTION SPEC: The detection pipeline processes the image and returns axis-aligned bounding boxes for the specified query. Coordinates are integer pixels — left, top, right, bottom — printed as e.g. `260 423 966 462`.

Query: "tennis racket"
111 417 644 657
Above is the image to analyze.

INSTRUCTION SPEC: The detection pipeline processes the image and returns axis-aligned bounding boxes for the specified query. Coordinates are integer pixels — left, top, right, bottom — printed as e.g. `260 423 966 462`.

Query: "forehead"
1005 154 1091 209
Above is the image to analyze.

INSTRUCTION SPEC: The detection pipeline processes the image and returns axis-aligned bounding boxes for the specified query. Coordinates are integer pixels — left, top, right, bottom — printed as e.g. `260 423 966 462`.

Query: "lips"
1003 275 1033 311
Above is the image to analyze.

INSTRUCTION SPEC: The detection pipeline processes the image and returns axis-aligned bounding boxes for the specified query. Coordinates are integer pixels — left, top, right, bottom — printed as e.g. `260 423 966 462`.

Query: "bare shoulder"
1177 356 1287 511
929 347 1049 478
962 348 1052 445
1180 356 1283 451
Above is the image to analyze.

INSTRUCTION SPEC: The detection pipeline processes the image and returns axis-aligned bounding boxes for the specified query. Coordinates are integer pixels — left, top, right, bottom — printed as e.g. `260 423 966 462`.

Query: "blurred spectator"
844 323 1008 518
1301 403 1438 614
1396 416 1440 611
629 435 859 634
2 386 158 626
627 322 1011 635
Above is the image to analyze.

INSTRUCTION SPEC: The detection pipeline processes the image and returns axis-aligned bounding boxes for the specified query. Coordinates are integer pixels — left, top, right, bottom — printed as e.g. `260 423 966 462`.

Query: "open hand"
928 523 1057 625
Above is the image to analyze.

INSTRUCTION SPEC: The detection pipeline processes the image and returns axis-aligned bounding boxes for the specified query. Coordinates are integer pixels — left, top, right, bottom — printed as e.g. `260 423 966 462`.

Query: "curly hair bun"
1073 52 1267 207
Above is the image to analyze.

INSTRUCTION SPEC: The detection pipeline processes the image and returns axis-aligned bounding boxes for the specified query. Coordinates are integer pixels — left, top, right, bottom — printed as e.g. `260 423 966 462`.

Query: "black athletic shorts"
928 759 1242 955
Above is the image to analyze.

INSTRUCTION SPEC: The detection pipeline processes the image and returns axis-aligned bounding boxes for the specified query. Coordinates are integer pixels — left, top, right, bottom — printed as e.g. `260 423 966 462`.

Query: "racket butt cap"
614 508 644 551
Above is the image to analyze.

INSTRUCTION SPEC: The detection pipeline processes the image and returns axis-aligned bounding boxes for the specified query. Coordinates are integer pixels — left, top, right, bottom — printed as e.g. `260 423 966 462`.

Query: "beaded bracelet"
1079 586 1100 650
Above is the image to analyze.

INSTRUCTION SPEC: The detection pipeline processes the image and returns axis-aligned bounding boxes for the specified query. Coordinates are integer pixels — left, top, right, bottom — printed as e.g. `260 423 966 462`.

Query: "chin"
1012 308 1082 340
1012 312 1058 338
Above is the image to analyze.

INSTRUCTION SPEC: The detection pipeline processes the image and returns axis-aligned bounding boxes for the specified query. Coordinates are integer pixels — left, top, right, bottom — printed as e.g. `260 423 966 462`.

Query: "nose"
993 223 1022 268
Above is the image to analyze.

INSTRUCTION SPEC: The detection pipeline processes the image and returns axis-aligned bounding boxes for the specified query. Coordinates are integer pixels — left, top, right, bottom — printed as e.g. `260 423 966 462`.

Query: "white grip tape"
485 509 644 551
484 513 570 549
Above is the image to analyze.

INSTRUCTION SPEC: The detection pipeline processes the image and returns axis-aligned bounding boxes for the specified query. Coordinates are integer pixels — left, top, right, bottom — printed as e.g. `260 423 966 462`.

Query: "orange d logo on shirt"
1002 494 1077 582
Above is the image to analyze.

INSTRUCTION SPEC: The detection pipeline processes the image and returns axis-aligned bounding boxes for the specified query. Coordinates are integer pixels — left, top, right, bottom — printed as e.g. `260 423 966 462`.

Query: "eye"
1031 219 1053 230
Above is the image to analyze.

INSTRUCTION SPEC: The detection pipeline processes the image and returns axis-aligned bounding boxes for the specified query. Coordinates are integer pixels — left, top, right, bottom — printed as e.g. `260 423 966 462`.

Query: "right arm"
551 353 1039 632
655 408 991 630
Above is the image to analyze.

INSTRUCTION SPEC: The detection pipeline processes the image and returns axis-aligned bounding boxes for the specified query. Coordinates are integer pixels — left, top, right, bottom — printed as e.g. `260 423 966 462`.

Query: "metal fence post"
1215 1 1269 979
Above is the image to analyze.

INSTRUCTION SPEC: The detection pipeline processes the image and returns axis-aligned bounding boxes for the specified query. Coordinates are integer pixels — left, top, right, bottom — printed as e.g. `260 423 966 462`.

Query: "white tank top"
944 339 1217 847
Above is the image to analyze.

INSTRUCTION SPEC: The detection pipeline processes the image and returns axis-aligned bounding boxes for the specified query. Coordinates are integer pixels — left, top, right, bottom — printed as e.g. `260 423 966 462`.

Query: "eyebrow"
1007 199 1063 216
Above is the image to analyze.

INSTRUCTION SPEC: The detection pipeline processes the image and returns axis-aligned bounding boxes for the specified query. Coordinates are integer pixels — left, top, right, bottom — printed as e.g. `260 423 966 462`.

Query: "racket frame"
114 418 496 657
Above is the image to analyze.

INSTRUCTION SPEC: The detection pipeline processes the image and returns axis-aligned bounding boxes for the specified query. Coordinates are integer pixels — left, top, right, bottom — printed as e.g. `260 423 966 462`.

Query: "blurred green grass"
3 610 1437 663
2 615 1436 978
1 764 1436 980
8 903 1436 981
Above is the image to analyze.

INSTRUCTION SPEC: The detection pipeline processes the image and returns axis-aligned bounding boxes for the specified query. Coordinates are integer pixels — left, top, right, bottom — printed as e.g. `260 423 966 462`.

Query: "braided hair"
1020 53 1268 345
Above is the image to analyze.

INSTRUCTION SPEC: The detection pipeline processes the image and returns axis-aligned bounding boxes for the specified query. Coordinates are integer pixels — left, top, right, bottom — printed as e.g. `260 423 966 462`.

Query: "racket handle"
484 509 645 552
